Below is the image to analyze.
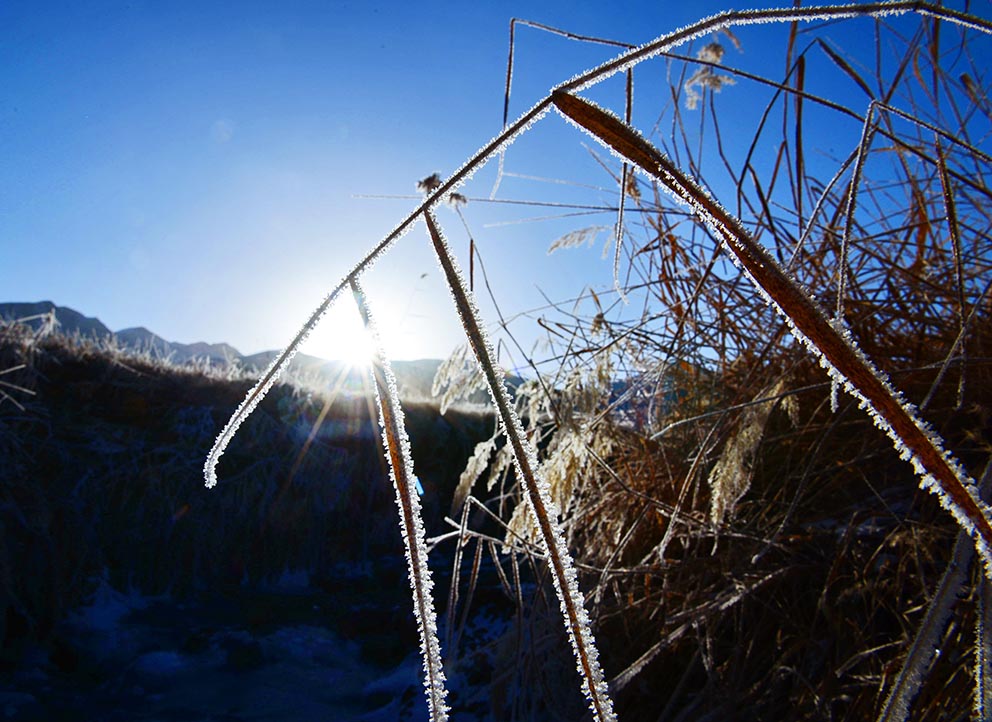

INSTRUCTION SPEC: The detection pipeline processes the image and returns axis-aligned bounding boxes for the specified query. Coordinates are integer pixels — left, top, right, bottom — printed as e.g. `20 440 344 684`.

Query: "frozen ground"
1 567 506 722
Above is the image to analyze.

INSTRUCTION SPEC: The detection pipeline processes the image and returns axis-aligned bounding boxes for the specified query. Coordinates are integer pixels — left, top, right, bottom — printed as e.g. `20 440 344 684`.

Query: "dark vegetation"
0 322 498 719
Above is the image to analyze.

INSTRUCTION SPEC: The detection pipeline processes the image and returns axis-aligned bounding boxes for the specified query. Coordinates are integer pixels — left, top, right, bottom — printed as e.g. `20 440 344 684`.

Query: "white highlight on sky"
299 297 373 367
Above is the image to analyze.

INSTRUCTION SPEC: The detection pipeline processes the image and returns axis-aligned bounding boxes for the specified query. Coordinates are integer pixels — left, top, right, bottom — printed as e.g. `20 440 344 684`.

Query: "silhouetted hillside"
0 321 502 719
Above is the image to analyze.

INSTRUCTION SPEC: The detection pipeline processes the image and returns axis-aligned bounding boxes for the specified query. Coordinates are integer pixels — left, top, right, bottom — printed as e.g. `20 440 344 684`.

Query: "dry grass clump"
560 329 991 719
433 6 992 719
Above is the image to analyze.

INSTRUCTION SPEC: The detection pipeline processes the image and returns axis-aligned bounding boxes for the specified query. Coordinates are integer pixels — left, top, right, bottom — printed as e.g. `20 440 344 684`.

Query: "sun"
300 299 376 367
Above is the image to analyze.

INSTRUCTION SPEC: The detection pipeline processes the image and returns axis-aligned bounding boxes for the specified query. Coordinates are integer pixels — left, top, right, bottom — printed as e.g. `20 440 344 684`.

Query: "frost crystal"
451 436 498 515
551 89 992 579
203 199 423 490
683 41 737 110
352 278 449 722
878 461 992 722
555 3 992 100
977 573 992 719
431 342 491 414
203 282 347 488
709 379 788 524
198 4 992 716
424 210 617 722
547 225 610 254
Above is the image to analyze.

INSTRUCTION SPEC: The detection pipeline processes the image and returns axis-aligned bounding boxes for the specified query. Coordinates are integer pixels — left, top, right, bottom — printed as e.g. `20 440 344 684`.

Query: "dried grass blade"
451 537 484 655
934 136 967 406
445 498 472 653
424 209 616 722
839 100 881 320
351 278 449 722
551 90 992 577
612 68 635 303
794 54 806 231
816 38 875 99
503 19 517 130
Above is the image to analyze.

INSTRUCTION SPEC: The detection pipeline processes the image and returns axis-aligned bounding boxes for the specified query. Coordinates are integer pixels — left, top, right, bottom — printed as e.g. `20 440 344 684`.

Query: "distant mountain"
0 303 243 366
114 326 171 355
0 301 112 339
115 326 241 365
0 301 450 400
241 349 334 375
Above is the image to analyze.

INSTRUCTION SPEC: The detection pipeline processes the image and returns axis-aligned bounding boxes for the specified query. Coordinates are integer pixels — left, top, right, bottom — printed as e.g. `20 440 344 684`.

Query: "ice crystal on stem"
551 89 992 580
204 283 347 488
424 209 616 722
351 278 449 722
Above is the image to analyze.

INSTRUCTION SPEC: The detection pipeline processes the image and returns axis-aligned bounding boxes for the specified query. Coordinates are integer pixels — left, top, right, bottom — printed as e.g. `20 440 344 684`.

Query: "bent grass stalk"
877 460 992 722
205 0 992 489
424 210 616 722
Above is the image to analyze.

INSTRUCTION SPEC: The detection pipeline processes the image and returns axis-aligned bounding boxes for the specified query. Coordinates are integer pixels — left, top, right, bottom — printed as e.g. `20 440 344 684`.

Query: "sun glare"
300 300 375 368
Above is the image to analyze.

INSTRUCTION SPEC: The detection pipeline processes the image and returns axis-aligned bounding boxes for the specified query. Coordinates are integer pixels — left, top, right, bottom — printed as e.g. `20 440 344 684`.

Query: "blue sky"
2 1 987 365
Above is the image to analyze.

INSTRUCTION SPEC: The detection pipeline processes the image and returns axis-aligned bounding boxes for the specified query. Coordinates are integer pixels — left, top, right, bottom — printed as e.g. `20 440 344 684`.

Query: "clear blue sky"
2 1 986 365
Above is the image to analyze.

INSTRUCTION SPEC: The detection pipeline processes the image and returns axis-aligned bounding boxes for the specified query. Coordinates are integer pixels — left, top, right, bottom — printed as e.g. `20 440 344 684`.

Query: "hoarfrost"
683 41 737 110
877 461 992 722
351 278 449 722
548 225 610 254
708 379 787 524
551 89 992 579
451 436 498 515
612 211 628 304
837 101 881 324
203 282 346 488
204 204 423 489
555 3 992 100
424 210 616 722
198 4 992 714
432 342 492 414
977 574 992 719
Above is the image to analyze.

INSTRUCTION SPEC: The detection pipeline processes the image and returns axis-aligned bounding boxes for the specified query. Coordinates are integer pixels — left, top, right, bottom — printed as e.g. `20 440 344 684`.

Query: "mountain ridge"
0 301 447 399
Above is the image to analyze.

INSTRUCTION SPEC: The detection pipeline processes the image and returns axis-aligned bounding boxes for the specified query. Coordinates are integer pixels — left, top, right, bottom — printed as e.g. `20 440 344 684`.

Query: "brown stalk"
423 209 616 722
350 279 449 722
551 89 992 572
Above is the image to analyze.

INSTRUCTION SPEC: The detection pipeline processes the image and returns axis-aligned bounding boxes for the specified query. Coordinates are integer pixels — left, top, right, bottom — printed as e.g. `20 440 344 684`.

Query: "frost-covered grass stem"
876 460 992 722
424 210 616 722
351 278 449 722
